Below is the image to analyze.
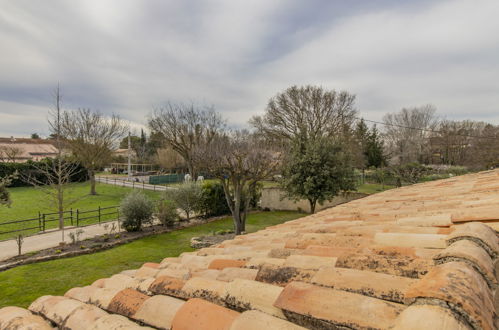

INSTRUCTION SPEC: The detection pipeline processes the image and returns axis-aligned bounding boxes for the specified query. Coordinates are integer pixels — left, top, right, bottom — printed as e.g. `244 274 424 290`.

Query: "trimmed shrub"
120 190 154 232
0 158 88 187
199 181 230 217
165 182 202 221
157 199 178 227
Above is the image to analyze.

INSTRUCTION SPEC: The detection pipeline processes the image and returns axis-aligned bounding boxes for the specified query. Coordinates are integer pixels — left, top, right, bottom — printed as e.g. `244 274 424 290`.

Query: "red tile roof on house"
1 170 499 329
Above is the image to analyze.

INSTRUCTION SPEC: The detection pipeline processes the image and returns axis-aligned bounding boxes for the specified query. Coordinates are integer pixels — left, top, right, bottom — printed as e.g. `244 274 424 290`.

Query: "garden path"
0 220 120 261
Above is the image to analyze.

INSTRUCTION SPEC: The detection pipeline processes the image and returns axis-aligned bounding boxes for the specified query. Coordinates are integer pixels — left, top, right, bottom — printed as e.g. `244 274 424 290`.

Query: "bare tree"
250 85 358 143
22 87 83 236
382 105 439 164
196 130 281 234
154 145 187 171
15 234 24 256
60 109 128 195
148 102 225 178
0 145 23 162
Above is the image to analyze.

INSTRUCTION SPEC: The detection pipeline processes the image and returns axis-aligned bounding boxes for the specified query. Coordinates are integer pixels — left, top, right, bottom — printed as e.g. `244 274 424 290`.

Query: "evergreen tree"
354 119 370 169
365 125 386 168
281 138 356 213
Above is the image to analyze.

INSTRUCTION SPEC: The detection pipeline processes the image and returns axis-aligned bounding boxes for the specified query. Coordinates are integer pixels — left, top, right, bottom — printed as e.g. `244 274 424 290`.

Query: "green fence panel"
149 174 184 185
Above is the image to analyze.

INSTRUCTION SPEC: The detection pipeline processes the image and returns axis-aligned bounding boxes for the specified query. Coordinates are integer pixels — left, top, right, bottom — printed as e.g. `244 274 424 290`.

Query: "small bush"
157 199 178 227
199 181 230 217
120 190 154 232
165 182 202 220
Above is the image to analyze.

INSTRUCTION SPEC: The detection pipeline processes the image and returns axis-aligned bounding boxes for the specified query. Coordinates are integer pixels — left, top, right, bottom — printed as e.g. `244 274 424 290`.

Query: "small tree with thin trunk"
281 137 356 213
196 130 280 234
60 109 128 195
165 181 202 221
22 87 83 238
148 102 225 178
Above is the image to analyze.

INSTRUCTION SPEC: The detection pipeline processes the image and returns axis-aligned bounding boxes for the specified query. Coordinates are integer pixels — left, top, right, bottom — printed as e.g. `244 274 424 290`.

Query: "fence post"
42 214 46 232
98 206 101 224
76 209 79 227
38 211 42 232
70 208 73 226
117 207 120 231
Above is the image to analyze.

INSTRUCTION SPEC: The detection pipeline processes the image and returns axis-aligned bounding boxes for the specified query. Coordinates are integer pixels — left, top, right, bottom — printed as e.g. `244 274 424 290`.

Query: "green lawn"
0 182 163 239
0 211 303 308
356 183 395 194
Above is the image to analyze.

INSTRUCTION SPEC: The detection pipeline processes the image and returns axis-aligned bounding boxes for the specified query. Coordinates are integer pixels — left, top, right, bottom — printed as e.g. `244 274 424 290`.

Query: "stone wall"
259 188 368 213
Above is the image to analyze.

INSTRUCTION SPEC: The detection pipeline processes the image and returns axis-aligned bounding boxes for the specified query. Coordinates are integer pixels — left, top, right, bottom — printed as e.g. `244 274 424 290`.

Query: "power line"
356 116 499 141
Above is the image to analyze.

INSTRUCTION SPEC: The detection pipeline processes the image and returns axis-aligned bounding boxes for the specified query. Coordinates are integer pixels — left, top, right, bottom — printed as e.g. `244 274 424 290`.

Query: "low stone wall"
260 188 368 213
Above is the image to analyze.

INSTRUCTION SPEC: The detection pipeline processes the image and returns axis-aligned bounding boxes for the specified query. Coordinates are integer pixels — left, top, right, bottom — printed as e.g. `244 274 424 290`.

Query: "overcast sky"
1 0 498 137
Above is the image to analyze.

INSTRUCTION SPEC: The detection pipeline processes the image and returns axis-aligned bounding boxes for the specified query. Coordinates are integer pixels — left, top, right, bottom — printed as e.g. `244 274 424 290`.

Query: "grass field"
356 183 395 194
0 182 163 239
0 210 303 308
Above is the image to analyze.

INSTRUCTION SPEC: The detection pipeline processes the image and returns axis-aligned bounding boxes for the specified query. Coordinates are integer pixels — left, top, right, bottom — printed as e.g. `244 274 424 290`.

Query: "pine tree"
366 125 386 168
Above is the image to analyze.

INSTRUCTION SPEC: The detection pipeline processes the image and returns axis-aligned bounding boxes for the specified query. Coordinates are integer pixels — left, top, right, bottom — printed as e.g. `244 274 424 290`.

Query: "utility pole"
127 132 132 179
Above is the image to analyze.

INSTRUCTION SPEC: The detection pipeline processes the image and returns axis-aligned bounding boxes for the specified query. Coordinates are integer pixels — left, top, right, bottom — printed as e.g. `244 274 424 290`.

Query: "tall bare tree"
382 105 439 165
60 109 128 195
22 87 83 236
196 130 281 234
148 102 225 177
250 85 357 144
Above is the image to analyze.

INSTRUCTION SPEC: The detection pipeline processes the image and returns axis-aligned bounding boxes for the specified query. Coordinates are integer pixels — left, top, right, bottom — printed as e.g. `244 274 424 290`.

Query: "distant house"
113 148 136 159
0 137 58 163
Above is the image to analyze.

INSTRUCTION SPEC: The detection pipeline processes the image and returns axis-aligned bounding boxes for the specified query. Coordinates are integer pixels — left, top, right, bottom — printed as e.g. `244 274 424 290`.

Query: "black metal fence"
0 205 119 240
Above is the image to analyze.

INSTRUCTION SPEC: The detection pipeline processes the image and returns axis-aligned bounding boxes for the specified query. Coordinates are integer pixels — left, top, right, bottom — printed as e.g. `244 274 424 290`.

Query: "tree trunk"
89 169 96 195
187 161 195 180
309 199 317 214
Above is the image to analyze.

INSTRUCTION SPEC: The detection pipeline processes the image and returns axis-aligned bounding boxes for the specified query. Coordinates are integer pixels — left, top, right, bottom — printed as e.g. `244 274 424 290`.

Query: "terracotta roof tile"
255 264 316 286
208 259 247 270
132 295 184 329
283 255 337 270
107 288 149 317
433 239 496 287
224 279 285 318
336 252 432 278
149 275 187 298
374 232 447 249
274 281 404 329
405 261 495 330
229 310 306 330
182 277 227 303
0 306 54 329
311 266 417 303
87 314 152 329
396 214 453 227
244 257 286 268
171 298 239 330
216 267 258 282
447 222 499 258
393 305 472 330
63 303 108 330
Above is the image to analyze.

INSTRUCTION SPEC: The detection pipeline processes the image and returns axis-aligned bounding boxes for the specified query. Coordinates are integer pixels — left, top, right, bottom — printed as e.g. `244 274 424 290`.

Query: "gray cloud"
0 0 498 137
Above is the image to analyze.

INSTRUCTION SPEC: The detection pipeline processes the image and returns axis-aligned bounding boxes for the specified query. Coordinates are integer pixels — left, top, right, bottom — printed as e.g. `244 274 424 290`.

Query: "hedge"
0 159 88 187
